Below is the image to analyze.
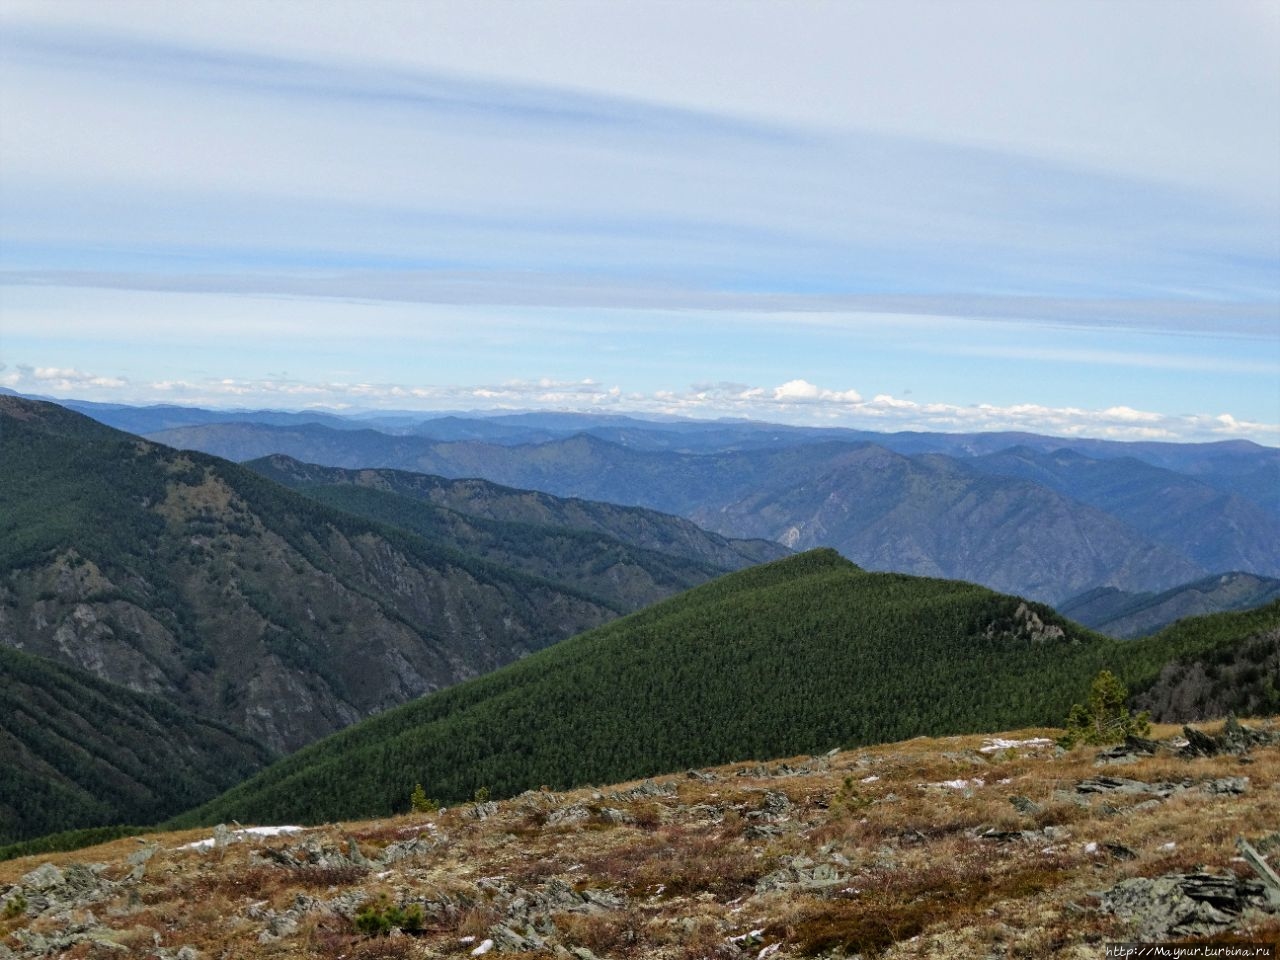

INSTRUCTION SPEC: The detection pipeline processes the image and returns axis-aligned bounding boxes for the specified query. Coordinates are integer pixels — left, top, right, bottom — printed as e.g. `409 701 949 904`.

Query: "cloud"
14 365 130 390
9 366 1269 444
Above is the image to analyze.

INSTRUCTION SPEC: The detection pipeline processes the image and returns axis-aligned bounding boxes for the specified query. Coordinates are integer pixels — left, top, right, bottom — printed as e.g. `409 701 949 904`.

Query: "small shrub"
833 775 872 814
473 786 490 804
354 895 424 936
3 894 27 919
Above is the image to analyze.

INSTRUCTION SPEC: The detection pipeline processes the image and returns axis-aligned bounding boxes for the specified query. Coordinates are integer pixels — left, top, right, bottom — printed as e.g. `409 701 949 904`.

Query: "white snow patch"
471 938 494 956
180 825 305 851
924 778 985 790
979 737 1054 753
860 775 880 783
1162 842 1177 851
1084 842 1099 854
759 944 782 958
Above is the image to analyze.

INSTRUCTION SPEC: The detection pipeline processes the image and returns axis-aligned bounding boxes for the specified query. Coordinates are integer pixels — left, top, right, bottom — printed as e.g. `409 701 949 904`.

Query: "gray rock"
1009 795 1043 815
755 857 846 893
611 779 676 800
378 836 435 864
490 922 547 951
125 843 158 867
19 863 64 892
1203 777 1249 795
546 805 591 826
464 801 500 820
1101 842 1138 861
1100 872 1271 941
1075 777 1184 797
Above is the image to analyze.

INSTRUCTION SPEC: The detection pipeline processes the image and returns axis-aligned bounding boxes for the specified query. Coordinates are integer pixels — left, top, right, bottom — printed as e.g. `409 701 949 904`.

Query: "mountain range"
0 398 775 758
138 415 1279 602
5 394 1279 848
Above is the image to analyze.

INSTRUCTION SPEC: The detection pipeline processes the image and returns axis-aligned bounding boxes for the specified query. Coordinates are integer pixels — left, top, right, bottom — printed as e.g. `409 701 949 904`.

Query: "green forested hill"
176 550 1280 829
0 646 273 844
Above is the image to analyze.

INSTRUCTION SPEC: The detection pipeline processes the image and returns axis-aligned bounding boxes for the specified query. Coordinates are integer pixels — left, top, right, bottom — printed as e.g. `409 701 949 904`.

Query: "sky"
0 0 1277 442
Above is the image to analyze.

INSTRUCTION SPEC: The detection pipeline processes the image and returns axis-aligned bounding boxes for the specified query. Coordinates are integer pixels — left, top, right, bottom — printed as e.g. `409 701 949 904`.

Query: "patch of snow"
1162 842 1177 850
924 778 985 790
861 775 880 783
759 945 782 958
180 825 305 851
1084 842 1099 854
979 737 1054 753
471 938 494 956
460 936 475 944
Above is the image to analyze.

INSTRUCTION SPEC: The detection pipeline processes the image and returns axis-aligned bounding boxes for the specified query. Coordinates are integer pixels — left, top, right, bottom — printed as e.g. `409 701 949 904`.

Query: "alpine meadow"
1 2 1277 958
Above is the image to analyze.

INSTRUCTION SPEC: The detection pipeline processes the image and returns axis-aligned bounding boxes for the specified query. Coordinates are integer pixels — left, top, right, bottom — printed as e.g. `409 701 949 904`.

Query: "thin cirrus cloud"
0 4 1276 442
2 19 1274 304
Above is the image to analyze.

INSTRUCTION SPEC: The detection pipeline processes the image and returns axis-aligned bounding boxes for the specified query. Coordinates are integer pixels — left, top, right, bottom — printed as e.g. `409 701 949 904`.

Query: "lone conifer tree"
1060 670 1151 747
409 782 436 813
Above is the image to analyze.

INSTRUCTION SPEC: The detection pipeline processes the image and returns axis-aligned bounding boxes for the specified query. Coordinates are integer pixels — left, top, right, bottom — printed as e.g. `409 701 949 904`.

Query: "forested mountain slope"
0 646 273 845
178 550 1280 829
246 454 786 600
967 446 1280 575
0 397 623 753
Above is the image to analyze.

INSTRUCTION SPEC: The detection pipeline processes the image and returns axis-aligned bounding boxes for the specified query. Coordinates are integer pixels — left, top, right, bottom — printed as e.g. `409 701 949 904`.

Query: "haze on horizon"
1 0 1277 444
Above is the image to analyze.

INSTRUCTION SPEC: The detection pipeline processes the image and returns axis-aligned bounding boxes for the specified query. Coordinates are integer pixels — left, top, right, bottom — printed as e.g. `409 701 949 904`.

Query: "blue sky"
1 0 1277 442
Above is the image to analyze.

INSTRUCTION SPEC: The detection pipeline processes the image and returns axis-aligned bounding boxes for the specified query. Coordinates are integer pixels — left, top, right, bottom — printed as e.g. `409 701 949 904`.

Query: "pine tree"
409 782 436 813
1059 670 1151 747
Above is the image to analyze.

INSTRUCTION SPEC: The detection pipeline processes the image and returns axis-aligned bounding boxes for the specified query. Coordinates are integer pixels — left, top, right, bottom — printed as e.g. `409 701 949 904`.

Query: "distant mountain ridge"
1060 572 1280 638
139 417 1280 602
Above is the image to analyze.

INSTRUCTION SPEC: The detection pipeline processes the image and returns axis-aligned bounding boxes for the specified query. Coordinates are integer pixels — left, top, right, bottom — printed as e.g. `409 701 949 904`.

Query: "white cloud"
5 364 1277 443
23 365 129 389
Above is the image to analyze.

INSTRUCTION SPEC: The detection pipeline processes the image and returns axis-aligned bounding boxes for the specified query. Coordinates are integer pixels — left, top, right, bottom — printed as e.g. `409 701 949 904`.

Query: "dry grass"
3 720 1277 959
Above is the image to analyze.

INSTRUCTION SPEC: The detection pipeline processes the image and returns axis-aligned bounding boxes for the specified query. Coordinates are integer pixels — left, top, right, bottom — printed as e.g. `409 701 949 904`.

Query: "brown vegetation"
2 721 1277 959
